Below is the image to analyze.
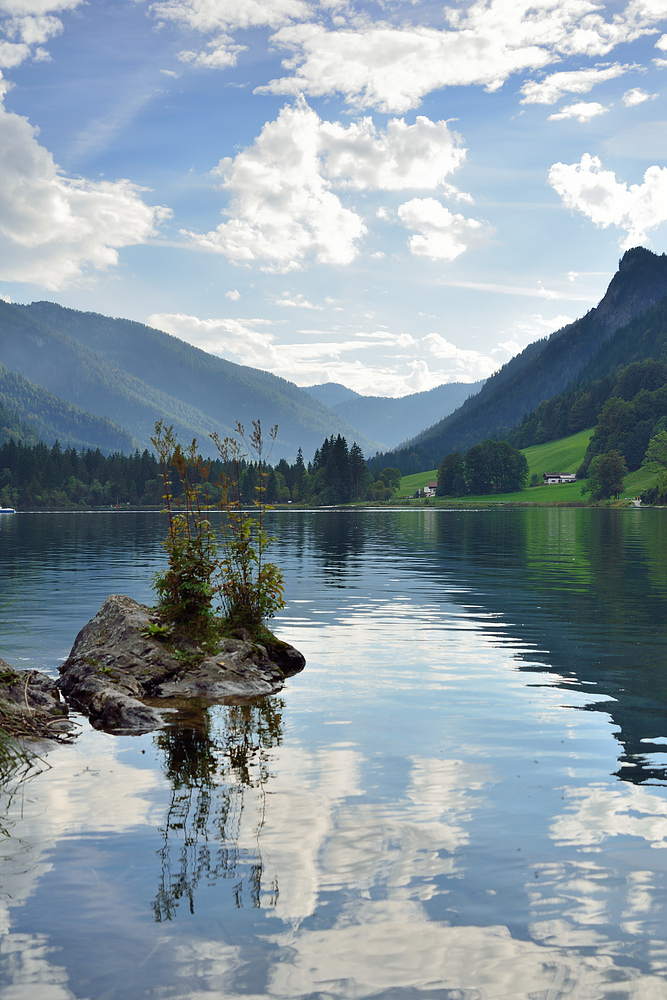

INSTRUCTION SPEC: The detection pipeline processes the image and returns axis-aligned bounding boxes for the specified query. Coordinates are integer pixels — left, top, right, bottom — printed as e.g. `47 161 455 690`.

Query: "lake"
1 507 667 1000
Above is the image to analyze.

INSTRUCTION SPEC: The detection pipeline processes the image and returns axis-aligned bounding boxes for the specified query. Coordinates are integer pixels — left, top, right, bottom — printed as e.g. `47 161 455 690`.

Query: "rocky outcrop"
58 595 305 733
0 658 71 737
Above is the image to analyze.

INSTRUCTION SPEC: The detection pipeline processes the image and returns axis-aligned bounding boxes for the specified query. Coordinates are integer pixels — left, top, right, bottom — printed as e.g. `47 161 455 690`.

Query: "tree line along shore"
0 433 402 510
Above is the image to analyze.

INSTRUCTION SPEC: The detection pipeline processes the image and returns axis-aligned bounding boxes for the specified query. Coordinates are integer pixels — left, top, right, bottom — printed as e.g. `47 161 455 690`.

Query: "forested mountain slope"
0 302 241 453
303 383 362 407
17 302 381 459
374 247 667 473
0 301 381 459
0 362 134 452
0 389 41 447
507 290 667 476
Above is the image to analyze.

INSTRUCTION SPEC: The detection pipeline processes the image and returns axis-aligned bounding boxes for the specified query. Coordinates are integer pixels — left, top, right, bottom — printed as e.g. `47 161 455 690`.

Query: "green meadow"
396 428 659 503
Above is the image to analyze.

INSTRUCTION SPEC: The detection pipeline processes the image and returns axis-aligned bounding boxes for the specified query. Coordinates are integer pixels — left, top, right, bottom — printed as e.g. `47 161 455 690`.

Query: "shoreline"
4 498 656 513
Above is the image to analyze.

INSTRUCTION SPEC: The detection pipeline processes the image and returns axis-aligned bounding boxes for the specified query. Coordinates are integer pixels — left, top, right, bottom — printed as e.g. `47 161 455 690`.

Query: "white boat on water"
0 508 15 514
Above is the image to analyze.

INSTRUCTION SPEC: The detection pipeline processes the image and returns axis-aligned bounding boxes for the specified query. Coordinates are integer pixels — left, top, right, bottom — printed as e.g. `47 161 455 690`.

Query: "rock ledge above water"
58 595 305 733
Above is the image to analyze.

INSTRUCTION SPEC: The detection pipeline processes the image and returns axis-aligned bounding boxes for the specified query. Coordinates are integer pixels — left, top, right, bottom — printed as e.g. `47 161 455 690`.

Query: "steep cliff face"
375 248 667 472
594 248 667 335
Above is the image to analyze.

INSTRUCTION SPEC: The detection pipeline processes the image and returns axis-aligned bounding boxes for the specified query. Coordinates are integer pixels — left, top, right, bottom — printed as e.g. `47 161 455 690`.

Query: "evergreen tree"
292 447 306 500
325 435 351 503
349 442 370 500
265 466 279 504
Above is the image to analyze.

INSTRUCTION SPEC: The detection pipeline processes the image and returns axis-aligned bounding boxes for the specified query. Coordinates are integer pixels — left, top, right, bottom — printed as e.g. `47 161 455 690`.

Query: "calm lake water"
1 507 667 1000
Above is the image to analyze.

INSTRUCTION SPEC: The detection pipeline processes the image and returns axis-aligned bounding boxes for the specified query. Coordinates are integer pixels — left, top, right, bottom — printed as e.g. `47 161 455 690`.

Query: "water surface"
1 508 667 999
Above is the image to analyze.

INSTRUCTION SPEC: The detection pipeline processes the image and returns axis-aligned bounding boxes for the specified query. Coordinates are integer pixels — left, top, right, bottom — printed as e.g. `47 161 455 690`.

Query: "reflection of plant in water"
152 697 284 921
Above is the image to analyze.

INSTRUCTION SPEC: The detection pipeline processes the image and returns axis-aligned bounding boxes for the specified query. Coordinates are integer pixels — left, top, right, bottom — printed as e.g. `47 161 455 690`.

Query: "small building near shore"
543 473 576 484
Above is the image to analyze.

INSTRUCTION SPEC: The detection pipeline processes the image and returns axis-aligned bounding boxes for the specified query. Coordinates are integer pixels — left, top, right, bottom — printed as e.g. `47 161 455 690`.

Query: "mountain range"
2 246 666 469
302 380 485 447
0 299 484 459
0 301 384 460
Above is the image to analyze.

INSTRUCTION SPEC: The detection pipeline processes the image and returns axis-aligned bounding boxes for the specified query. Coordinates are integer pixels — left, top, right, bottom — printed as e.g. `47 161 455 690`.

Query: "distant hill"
0 301 382 460
303 382 362 407
0 362 135 452
375 247 667 472
331 380 485 448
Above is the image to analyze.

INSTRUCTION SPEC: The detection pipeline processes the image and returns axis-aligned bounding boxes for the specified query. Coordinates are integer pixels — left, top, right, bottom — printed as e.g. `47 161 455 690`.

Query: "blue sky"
1 0 667 396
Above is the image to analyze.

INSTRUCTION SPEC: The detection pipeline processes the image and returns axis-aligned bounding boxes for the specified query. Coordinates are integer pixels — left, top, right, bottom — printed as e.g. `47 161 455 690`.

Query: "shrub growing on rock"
151 420 286 645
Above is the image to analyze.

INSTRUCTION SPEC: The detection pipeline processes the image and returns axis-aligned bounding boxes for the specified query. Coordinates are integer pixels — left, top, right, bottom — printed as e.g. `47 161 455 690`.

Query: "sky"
1 0 667 397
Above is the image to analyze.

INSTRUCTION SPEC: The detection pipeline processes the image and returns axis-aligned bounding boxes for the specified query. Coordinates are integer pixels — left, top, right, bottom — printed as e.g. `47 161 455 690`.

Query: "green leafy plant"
141 622 173 639
151 420 286 648
211 421 286 630
151 423 219 641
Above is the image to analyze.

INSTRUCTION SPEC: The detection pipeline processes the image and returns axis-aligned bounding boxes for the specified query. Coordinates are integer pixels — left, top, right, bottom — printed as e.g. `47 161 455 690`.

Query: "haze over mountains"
2 247 666 470
303 380 485 448
0 301 387 460
0 301 478 459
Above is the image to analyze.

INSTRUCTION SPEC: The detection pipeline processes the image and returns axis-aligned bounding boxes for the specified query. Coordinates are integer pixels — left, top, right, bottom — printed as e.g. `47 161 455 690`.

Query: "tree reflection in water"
152 697 284 921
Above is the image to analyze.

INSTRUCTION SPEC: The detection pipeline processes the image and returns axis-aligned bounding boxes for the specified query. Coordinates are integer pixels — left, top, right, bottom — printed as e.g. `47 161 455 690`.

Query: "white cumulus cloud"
622 86 658 104
0 76 171 289
520 63 632 105
0 0 80 12
548 101 609 122
397 198 491 261
5 12 62 43
275 292 323 309
255 0 667 112
421 333 501 378
176 35 245 69
147 311 493 394
0 0 82 67
183 100 366 272
0 39 29 66
149 0 313 68
549 153 667 247
320 115 468 193
147 313 276 368
149 0 312 33
145 0 667 111
185 99 471 272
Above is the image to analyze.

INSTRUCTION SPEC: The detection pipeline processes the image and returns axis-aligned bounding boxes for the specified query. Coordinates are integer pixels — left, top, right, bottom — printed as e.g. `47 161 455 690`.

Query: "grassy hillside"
522 428 594 478
396 428 659 502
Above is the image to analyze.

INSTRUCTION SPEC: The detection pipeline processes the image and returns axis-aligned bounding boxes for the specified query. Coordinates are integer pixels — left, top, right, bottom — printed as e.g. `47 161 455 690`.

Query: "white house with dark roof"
543 473 576 484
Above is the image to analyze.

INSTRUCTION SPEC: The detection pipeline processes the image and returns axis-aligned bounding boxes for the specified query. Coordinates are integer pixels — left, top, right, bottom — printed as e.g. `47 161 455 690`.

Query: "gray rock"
58 595 305 733
0 657 71 735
